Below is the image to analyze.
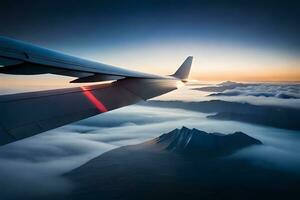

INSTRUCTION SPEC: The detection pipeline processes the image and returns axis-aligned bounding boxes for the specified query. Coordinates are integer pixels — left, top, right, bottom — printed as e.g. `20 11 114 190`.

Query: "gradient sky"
0 0 300 84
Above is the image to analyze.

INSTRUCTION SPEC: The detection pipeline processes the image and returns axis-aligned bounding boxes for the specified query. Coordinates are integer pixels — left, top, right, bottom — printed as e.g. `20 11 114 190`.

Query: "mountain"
193 81 250 92
63 127 299 200
154 126 261 156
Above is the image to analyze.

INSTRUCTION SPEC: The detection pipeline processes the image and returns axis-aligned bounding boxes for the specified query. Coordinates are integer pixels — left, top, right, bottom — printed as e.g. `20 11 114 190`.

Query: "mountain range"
144 100 300 130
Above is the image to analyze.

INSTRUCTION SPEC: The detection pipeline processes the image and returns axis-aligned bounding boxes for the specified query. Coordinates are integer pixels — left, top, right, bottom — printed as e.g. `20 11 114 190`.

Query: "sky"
0 0 300 84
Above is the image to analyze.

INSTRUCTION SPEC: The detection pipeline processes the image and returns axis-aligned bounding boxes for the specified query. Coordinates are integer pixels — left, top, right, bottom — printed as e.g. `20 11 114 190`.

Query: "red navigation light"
80 86 108 112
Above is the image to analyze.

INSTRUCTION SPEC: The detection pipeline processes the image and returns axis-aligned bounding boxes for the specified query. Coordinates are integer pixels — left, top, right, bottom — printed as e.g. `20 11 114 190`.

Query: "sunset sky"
0 0 299 86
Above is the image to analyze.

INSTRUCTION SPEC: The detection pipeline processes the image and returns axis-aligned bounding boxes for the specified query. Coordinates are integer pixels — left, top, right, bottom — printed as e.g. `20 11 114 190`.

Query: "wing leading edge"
0 36 163 81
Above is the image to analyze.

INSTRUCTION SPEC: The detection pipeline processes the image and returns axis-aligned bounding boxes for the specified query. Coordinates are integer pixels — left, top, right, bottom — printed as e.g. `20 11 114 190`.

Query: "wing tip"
172 56 193 80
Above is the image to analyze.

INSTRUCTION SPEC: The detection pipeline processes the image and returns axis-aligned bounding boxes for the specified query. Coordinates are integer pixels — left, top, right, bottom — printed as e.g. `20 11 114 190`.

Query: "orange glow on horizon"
192 67 300 82
0 66 299 92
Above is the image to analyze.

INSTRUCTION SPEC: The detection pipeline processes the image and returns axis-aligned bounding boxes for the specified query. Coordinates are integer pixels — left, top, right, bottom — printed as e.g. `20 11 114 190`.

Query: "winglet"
172 56 193 80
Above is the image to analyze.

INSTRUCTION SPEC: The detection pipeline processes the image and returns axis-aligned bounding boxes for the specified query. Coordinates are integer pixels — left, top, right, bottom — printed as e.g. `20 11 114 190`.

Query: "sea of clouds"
209 83 300 99
188 81 300 109
0 81 300 199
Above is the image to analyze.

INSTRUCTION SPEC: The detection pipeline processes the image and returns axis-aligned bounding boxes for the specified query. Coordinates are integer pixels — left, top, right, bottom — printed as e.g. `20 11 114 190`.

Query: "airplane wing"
0 36 193 146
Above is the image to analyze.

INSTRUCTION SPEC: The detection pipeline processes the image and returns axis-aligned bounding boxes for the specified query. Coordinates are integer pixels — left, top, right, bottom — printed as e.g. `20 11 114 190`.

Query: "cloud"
185 82 300 109
208 84 300 99
0 128 116 199
153 82 300 109
0 82 300 199
233 145 300 174
73 105 185 128
193 81 300 99
194 81 250 92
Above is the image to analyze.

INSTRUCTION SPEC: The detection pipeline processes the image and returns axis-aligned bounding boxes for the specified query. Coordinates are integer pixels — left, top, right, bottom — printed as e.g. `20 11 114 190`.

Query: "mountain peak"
155 127 262 156
219 81 238 86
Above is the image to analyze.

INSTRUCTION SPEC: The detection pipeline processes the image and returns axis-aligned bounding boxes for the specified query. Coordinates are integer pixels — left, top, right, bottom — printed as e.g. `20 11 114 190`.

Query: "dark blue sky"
0 0 299 53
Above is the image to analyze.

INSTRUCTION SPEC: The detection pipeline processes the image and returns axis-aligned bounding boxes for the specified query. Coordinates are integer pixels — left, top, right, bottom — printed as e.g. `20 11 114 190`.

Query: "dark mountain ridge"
143 100 300 130
154 126 261 156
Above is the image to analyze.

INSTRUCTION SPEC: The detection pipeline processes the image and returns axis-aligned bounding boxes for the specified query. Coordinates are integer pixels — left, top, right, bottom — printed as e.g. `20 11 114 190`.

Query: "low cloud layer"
0 128 116 199
208 83 300 99
0 82 300 199
187 82 300 109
